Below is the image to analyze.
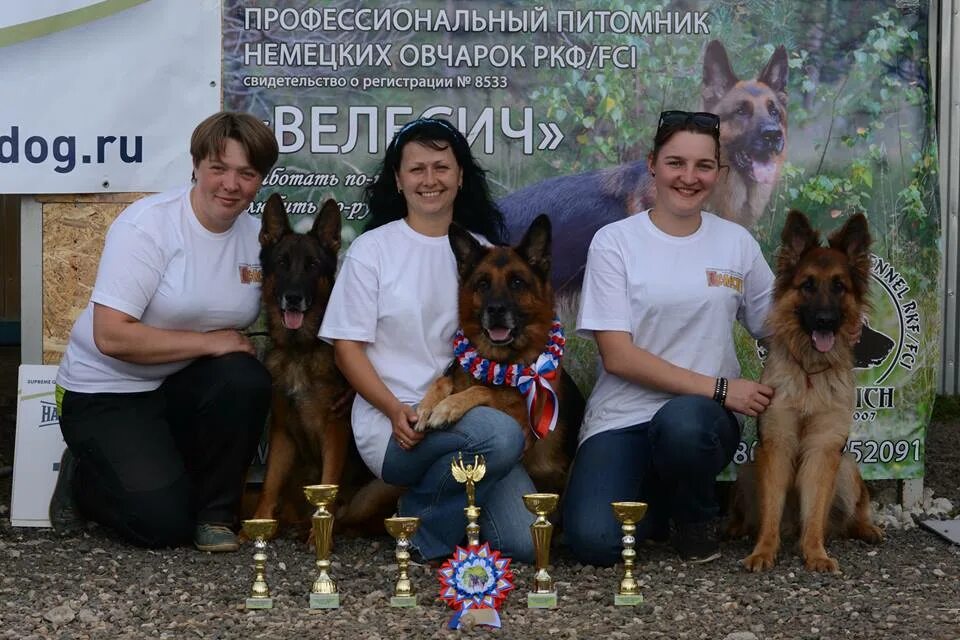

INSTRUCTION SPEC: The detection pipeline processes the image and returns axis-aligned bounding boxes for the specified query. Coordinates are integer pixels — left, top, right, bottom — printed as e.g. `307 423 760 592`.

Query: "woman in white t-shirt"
563 111 775 566
320 118 536 563
51 112 279 553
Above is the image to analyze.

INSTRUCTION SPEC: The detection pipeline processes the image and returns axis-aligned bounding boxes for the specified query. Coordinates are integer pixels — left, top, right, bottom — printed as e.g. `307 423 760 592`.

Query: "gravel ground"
1 345 958 639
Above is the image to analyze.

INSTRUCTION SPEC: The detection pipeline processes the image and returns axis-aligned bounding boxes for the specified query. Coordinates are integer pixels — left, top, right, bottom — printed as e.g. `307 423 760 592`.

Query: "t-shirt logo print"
705 268 743 293
239 264 262 284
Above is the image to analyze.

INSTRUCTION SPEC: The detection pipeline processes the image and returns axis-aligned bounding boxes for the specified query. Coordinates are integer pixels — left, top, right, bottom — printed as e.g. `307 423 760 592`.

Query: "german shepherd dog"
252 194 397 533
499 39 788 293
415 215 585 494
733 210 883 573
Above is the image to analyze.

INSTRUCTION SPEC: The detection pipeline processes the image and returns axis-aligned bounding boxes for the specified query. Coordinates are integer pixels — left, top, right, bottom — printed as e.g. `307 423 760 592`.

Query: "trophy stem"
311 511 337 595
618 520 639 596
531 518 554 593
464 505 481 547
245 537 274 609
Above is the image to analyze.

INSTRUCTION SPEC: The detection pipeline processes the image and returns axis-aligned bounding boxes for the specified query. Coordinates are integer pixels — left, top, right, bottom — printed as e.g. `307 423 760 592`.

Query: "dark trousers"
562 395 741 566
58 353 270 548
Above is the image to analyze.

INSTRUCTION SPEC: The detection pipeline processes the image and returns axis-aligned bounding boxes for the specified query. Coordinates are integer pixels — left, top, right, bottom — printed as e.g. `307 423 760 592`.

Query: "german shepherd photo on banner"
415 215 585 494
728 210 884 573
499 39 788 293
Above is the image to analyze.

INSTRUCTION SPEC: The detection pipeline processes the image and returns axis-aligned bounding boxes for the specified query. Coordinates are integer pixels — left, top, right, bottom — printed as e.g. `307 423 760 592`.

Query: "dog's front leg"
415 376 454 431
251 392 297 530
797 421 847 573
743 408 800 572
425 385 497 429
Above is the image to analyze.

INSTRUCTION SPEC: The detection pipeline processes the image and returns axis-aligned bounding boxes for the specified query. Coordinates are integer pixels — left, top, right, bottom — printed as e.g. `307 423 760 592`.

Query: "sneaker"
674 520 721 564
194 524 239 552
49 448 84 535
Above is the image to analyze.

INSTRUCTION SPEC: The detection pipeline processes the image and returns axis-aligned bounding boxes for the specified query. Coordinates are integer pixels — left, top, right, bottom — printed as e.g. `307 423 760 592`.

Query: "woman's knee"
651 395 739 470
562 501 622 567
455 406 525 467
209 353 272 401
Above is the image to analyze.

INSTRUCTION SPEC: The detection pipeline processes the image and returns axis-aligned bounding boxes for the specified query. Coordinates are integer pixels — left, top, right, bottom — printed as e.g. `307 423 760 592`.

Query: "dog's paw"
426 398 467 429
804 553 839 573
742 551 776 572
851 522 884 545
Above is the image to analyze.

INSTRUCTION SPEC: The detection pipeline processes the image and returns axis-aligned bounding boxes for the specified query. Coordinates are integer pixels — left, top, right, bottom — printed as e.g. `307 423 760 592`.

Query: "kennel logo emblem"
865 254 919 384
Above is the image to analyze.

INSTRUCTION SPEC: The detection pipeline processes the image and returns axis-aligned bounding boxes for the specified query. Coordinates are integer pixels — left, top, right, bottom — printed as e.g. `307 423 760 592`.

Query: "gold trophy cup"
241 518 278 609
384 516 421 607
304 484 340 609
611 501 648 606
451 453 486 546
523 493 559 608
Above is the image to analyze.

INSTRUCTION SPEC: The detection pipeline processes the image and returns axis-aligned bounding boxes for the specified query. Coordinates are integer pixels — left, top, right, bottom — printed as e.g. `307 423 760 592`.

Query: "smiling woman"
562 109 776 567
319 117 538 564
50 111 280 554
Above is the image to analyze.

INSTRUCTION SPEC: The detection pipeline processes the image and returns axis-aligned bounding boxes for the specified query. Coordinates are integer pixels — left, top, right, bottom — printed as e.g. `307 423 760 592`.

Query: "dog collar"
452 318 564 439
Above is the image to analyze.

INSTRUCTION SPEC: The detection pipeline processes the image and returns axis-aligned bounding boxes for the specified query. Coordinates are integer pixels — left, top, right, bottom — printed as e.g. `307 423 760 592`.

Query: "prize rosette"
437 543 514 629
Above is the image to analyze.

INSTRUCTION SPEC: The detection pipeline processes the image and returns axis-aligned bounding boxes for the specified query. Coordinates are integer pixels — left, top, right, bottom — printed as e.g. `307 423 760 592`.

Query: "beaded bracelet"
713 377 728 407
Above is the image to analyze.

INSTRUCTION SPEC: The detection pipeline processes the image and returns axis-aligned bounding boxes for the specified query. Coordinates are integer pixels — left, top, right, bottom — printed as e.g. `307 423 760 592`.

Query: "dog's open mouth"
812 330 836 353
733 150 779 184
484 326 514 345
283 310 304 330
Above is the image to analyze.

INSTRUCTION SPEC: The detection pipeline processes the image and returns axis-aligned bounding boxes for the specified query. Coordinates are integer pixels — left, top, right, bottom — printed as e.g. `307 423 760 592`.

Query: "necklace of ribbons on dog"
452 318 564 439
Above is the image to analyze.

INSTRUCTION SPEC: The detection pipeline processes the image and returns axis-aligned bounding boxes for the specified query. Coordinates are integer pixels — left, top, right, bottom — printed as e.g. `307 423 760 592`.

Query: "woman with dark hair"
320 117 534 563
563 110 775 566
51 111 280 552
362 117 506 243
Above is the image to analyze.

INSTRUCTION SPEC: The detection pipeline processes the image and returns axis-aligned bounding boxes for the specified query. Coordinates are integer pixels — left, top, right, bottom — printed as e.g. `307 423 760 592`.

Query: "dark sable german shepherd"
730 210 883 573
499 39 788 292
252 194 397 533
415 215 584 494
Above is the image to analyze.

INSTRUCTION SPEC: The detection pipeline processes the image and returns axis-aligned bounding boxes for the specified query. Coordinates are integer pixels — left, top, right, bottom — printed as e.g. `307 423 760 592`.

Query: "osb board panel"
41 194 150 365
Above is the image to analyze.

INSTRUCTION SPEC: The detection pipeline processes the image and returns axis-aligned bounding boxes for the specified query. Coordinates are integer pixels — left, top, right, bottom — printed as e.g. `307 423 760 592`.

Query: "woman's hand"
390 403 424 450
205 329 256 357
723 378 774 417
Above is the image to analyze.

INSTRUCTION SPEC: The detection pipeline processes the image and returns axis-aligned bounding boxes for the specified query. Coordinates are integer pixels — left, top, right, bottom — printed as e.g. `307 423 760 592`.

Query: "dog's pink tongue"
488 327 511 342
283 310 304 330
752 160 779 184
812 331 836 353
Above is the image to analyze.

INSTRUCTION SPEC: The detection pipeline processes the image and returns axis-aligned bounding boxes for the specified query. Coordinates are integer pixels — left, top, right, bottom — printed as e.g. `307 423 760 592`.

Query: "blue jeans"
381 406 536 563
562 395 740 566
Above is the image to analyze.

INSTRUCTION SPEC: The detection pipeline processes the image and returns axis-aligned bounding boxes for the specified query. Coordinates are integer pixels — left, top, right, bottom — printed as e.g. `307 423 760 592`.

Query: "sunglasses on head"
390 117 462 149
657 110 720 133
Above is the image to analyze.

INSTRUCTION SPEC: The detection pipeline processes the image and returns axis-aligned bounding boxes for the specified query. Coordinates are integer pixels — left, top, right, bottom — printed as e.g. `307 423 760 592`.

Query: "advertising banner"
11 365 64 527
0 0 220 193
223 1 939 480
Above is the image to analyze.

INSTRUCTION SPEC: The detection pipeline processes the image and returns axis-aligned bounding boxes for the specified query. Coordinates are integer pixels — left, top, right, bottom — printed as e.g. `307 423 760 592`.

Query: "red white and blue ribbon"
438 543 514 629
452 319 565 439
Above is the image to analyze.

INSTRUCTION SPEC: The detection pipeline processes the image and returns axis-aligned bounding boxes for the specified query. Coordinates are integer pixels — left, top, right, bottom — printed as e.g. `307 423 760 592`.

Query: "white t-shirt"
319 219 470 478
56 186 263 393
576 210 773 445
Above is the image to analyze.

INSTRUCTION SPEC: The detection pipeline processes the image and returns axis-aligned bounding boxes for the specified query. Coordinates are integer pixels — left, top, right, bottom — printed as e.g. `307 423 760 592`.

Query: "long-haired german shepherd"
732 210 883 573
499 39 788 293
415 215 584 494
252 194 397 533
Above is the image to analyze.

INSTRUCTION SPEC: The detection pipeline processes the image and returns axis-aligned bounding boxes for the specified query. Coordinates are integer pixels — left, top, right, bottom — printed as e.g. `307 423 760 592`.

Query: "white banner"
11 365 63 528
0 0 221 194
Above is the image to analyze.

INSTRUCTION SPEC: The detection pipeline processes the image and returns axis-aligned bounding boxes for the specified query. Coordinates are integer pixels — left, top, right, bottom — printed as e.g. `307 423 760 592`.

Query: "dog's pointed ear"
259 193 291 247
757 44 789 102
311 198 342 255
701 40 738 112
448 222 484 281
517 214 552 280
829 213 872 296
778 209 820 269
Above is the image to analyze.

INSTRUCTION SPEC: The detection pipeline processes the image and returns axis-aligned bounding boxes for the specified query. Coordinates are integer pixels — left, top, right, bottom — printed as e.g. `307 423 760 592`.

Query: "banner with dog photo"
222 1 938 480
